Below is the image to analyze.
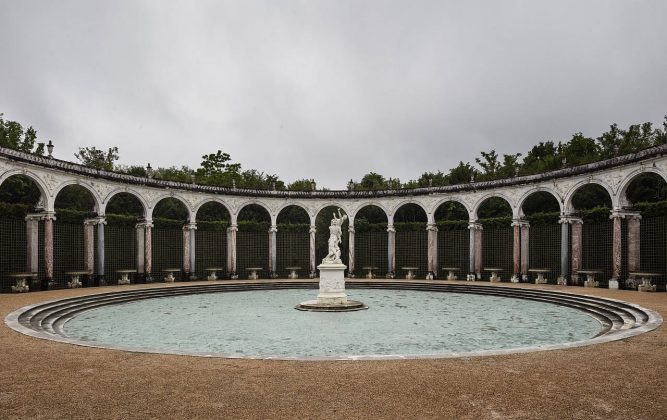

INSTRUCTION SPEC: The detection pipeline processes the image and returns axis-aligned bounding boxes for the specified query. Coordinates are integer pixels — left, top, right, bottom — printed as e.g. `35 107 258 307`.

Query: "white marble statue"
322 208 347 265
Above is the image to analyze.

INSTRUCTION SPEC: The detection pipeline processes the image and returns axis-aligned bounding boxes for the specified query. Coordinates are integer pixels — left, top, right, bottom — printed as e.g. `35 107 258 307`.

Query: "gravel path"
1 282 665 419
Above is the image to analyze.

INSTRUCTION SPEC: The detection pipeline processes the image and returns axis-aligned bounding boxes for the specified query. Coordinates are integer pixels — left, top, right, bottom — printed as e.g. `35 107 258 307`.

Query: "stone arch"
350 201 390 222
313 202 352 223
471 193 514 220
431 197 472 219
236 200 273 219
275 202 310 222
102 188 149 218
617 167 667 208
564 179 615 213
0 169 49 209
52 180 102 213
389 199 429 220
149 193 193 220
516 187 563 218
193 198 233 220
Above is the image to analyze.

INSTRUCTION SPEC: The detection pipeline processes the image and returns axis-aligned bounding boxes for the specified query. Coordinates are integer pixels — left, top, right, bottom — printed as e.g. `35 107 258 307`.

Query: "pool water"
64 289 602 358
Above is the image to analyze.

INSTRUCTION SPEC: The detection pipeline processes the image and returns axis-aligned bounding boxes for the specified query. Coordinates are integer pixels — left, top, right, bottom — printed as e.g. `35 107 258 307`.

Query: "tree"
519 142 562 175
0 113 44 155
475 150 501 180
74 146 119 170
561 133 599 166
288 179 316 191
448 161 477 185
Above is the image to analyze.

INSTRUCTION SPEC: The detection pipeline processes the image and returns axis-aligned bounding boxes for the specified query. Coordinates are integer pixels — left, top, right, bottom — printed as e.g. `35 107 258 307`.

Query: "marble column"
570 218 583 285
269 224 278 278
557 215 573 285
520 220 530 280
309 225 317 278
511 220 521 282
144 221 153 283
135 221 145 276
83 219 95 283
627 213 641 276
227 224 238 279
468 221 482 280
43 212 55 287
426 223 438 279
189 222 196 280
348 225 355 278
387 224 396 278
25 214 41 290
610 209 624 289
95 217 106 285
182 225 191 277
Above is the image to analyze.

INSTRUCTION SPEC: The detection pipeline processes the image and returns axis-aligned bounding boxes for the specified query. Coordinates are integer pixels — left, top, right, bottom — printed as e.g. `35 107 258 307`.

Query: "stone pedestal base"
510 275 520 283
638 280 656 292
584 279 599 288
296 263 367 312
316 263 347 304
556 276 567 286
608 279 619 290
534 274 547 285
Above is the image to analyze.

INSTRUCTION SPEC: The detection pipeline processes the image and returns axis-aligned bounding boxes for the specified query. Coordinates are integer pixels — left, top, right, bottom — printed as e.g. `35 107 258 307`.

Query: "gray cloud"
1 0 666 188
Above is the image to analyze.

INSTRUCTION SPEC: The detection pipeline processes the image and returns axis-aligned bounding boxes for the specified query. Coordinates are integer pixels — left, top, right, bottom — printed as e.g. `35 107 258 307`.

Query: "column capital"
609 209 641 220
183 221 197 231
268 224 278 233
511 218 530 228
25 213 45 222
558 214 583 225
309 225 317 234
468 221 482 230
84 216 107 226
426 223 438 232
387 224 396 233
348 226 355 234
135 220 153 229
227 224 238 232
42 211 56 221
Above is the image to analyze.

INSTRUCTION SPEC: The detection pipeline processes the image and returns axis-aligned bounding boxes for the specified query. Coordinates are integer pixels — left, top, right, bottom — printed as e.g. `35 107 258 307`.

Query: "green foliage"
448 161 477 185
287 179 315 191
0 113 42 154
74 146 119 170
353 172 401 191
0 175 41 206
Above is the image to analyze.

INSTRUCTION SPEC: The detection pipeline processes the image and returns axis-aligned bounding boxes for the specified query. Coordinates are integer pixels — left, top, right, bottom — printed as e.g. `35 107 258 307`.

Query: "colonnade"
18 206 646 289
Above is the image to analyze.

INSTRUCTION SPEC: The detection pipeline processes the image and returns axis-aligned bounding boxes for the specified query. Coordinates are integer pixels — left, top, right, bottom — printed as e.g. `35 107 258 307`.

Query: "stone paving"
1 281 665 419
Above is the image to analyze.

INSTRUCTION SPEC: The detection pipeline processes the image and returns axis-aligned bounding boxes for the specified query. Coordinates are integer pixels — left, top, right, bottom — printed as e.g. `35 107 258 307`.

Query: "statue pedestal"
316 263 348 304
295 263 367 312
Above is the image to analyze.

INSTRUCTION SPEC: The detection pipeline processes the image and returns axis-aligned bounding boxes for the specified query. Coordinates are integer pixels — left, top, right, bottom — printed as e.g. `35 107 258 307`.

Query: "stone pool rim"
5 281 662 361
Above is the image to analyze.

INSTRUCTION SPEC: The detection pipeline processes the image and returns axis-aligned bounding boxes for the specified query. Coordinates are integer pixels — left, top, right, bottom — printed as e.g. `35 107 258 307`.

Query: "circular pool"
6 282 662 360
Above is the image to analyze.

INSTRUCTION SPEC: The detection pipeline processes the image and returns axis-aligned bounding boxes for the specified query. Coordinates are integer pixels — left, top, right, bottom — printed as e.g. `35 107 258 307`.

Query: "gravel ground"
1 281 665 419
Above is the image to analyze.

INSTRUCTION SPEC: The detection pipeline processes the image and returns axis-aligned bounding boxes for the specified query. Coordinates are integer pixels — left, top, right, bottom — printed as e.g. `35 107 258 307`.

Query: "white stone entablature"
1 145 667 223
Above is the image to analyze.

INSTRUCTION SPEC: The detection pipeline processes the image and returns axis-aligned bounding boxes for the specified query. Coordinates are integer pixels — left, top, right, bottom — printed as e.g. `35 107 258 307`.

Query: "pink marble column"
25 214 40 274
268 224 278 278
571 219 583 284
611 212 622 282
520 221 530 279
511 221 521 279
182 225 191 273
387 224 396 278
144 222 153 281
348 225 355 278
426 223 438 279
627 214 641 274
43 213 55 283
474 226 483 277
83 219 95 274
135 222 145 274
309 225 317 278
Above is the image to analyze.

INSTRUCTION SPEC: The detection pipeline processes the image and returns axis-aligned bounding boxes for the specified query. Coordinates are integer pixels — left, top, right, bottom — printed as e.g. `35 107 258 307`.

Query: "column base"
510 274 520 283
97 275 107 287
608 279 619 290
229 272 238 280
144 274 154 284
269 271 279 279
386 272 395 279
309 271 317 279
556 275 567 286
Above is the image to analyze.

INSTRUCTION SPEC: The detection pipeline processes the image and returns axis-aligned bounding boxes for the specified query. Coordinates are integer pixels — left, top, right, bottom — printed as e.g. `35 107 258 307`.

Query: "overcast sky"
1 1 666 189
